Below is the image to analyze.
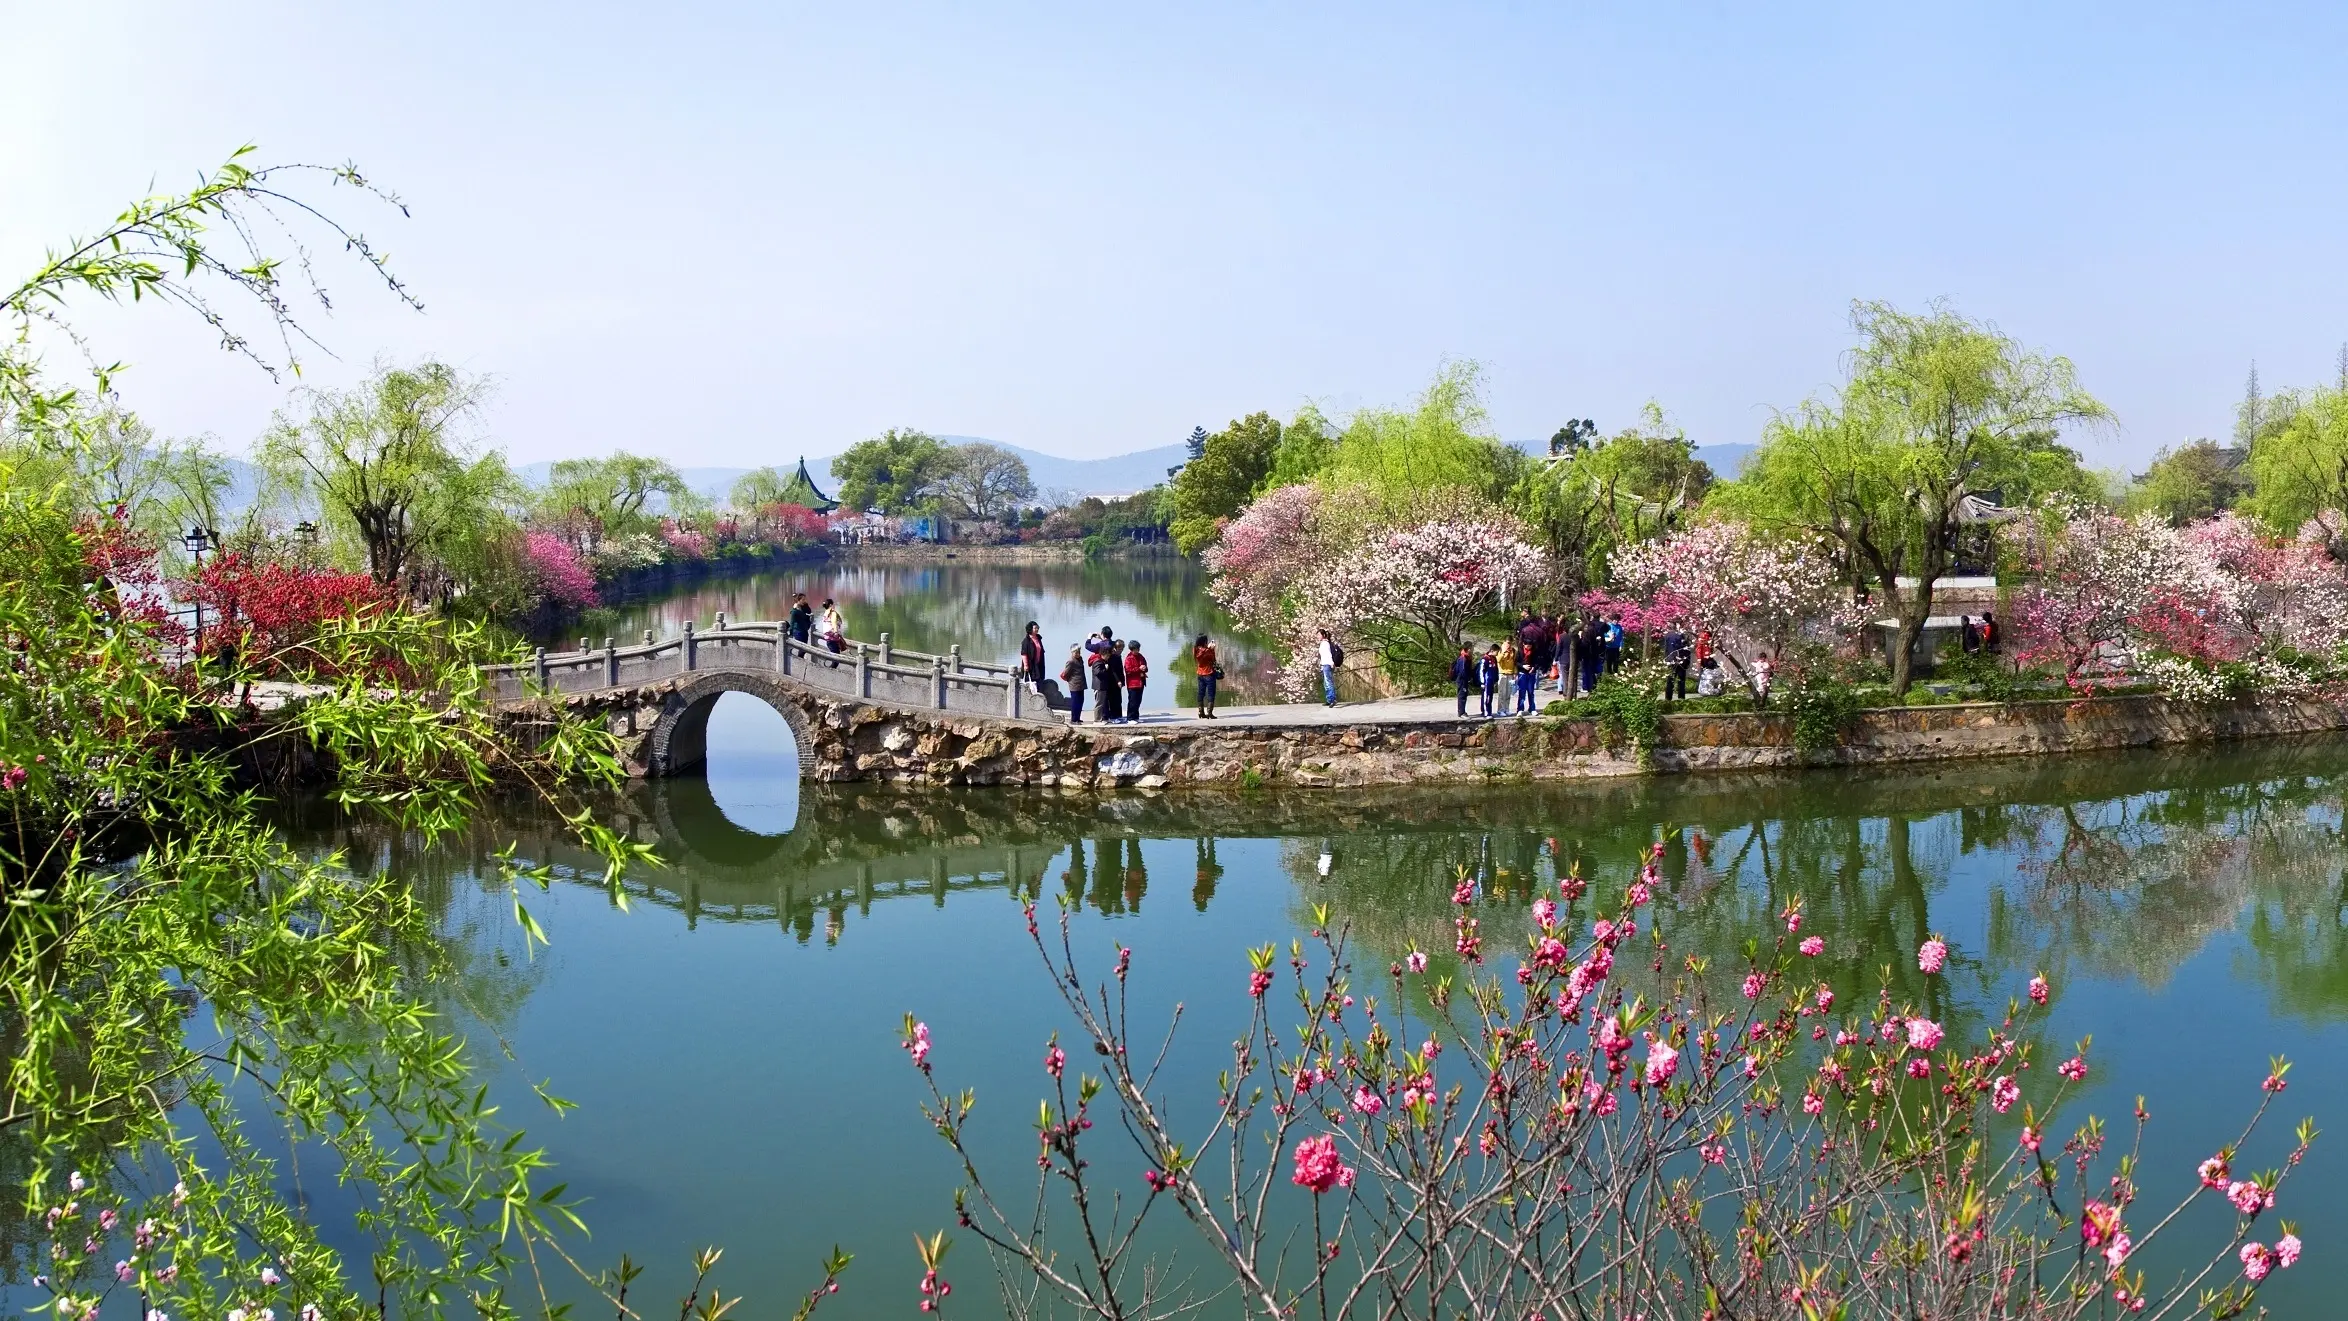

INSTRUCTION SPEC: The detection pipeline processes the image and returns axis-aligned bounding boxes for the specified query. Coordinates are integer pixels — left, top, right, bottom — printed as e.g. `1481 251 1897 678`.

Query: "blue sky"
4 2 2344 469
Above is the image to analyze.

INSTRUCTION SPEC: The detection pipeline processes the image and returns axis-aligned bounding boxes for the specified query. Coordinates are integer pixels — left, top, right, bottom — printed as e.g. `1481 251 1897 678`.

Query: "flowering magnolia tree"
903 854 2311 1321
1610 521 1854 695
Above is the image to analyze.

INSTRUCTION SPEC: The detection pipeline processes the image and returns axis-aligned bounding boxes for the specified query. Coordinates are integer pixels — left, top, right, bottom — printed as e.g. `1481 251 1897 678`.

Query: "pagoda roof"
780 457 839 512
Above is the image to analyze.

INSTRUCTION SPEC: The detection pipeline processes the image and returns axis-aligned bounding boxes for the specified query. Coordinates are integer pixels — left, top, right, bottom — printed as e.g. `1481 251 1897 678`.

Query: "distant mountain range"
232 436 1755 516
517 439 1190 503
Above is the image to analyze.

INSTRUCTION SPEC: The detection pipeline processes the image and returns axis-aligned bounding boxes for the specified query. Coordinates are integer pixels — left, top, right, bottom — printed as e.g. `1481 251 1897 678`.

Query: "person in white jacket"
1317 630 1340 708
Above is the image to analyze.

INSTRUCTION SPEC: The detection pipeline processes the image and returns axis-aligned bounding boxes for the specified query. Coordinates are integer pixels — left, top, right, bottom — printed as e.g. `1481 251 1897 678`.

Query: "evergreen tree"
2235 362 2264 447
1186 425 1209 462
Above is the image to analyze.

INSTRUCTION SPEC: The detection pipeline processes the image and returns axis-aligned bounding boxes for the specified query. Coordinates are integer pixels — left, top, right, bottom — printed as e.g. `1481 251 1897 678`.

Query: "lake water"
282 691 2348 1318
561 554 1283 707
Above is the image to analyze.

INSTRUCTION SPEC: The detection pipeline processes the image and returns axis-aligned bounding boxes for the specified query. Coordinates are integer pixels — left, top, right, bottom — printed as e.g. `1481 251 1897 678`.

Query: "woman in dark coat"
1019 621 1047 687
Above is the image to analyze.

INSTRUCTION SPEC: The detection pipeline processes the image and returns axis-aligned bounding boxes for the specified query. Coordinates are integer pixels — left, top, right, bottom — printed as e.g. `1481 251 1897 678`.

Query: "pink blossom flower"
1917 938 1948 974
1992 1076 2020 1113
1290 1135 1353 1194
2021 1125 2042 1153
115 1261 135 1284
2199 1155 2230 1188
1814 985 1834 1012
2028 975 2050 1006
2081 1201 2121 1248
1904 1018 1944 1052
2277 1232 2302 1268
2227 1180 2273 1217
1798 936 1823 957
1351 1087 1383 1116
261 1266 281 1286
1785 910 1802 934
2058 1056 2088 1083
904 1022 932 1068
1906 1058 1932 1079
2104 1232 2133 1270
1741 972 1765 1000
1249 969 1273 998
1404 950 1429 973
1044 1043 1066 1079
1531 898 1557 929
2241 1241 2274 1282
1801 1091 1824 1116
97 1209 117 1231
1421 1037 1441 1060
1643 1041 1680 1087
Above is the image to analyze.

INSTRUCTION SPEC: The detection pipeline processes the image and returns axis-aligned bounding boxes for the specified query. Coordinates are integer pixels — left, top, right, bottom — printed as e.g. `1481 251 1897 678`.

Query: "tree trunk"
1887 579 1934 696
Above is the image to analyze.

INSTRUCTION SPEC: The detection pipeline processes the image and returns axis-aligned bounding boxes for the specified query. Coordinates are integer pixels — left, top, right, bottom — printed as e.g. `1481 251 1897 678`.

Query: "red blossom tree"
182 552 397 675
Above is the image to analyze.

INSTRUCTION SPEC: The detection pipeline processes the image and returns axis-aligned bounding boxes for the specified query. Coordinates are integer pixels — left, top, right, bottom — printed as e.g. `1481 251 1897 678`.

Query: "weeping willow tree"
1716 301 2108 694
1 149 841 1319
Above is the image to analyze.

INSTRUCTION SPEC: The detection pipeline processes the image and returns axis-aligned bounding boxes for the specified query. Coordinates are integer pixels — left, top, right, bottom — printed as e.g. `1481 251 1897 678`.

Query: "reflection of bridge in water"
485 734 2348 946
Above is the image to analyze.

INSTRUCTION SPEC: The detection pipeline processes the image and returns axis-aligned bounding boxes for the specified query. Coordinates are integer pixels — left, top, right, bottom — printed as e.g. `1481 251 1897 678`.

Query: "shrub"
905 856 2315 1320
1785 676 1863 753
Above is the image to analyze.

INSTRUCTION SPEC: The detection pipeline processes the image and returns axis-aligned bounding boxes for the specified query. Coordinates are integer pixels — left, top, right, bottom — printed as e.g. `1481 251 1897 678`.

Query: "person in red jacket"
1123 642 1149 723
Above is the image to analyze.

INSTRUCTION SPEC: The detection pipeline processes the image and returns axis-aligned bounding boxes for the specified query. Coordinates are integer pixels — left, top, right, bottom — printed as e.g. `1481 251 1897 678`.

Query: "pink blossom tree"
2007 503 2241 687
1610 521 1853 695
520 531 598 609
1203 484 1331 633
2184 513 2348 656
1294 518 1549 692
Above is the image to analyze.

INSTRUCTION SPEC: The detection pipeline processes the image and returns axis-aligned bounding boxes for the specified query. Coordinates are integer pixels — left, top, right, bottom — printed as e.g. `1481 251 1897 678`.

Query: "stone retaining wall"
553 679 2348 787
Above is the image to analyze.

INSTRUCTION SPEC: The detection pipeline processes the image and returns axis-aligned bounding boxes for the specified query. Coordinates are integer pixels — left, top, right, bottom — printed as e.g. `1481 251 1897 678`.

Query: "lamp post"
181 526 214 649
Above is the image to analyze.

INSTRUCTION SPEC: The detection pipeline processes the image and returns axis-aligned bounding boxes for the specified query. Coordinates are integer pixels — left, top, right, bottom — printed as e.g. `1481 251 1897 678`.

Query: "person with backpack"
1059 643 1088 725
1123 642 1149 722
1979 610 2001 655
1515 640 1539 714
1317 629 1342 707
1192 634 1220 719
1451 643 1476 717
1094 641 1124 724
787 592 814 644
1603 613 1626 673
1479 644 1501 717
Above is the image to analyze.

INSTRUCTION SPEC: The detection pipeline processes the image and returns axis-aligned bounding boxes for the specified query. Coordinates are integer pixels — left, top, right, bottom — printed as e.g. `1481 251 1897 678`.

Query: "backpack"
1329 639 1346 667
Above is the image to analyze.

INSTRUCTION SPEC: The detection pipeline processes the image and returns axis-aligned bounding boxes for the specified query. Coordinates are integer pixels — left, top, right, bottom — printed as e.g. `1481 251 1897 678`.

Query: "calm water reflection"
562 555 1279 705
289 733 2348 1316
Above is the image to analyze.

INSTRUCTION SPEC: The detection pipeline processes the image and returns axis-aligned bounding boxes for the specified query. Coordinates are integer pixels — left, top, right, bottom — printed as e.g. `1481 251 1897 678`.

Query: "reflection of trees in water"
272 738 2348 1035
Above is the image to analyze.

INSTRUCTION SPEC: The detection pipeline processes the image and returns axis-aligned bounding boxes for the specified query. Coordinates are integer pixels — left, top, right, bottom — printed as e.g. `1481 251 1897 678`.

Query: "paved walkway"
1058 689 1573 730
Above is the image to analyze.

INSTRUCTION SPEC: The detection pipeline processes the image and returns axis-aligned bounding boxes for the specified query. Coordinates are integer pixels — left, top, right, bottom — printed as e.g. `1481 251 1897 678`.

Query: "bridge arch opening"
647 676 817 813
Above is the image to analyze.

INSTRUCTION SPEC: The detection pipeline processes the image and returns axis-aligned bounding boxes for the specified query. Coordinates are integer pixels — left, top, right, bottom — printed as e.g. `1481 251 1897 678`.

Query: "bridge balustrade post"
950 644 963 674
1006 673 1021 718
578 637 590 656
644 630 655 646
534 648 549 688
603 638 618 688
856 647 872 699
683 621 697 671
878 632 892 666
715 611 727 631
933 659 948 710
776 624 790 675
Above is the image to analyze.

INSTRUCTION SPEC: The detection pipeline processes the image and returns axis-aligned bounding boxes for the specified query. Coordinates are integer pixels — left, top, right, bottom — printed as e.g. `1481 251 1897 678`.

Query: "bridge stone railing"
482 615 1034 720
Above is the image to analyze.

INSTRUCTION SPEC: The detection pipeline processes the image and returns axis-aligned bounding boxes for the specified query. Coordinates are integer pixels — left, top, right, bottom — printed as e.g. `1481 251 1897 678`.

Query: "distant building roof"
780 458 839 512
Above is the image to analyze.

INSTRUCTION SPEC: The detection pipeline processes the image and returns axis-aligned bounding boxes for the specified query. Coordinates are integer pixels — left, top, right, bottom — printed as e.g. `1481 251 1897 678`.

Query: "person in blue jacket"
1478 644 1501 717
1451 643 1476 717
